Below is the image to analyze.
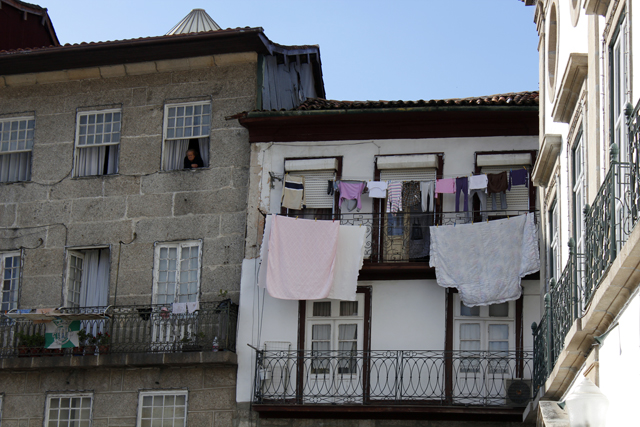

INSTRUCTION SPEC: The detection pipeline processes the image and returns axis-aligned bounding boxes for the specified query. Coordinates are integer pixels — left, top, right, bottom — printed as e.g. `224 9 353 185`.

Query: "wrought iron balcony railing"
287 209 537 264
0 301 237 358
254 350 534 407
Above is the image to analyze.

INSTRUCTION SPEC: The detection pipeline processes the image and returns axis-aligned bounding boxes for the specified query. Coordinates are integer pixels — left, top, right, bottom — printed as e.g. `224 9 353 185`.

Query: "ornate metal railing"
254 350 534 406
531 314 548 395
287 210 537 264
0 300 237 358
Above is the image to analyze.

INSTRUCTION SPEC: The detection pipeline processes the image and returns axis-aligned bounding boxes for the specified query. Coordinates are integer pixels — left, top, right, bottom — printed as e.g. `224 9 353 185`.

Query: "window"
137 391 188 427
282 157 338 218
75 110 120 177
610 15 628 161
65 248 110 308
572 132 586 287
0 116 34 183
153 241 202 304
1 252 20 311
163 102 210 171
45 394 93 427
549 198 561 283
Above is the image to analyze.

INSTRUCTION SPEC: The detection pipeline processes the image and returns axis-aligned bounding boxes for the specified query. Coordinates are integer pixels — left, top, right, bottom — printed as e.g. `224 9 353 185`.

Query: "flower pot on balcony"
73 346 84 356
17 345 29 358
181 343 203 352
98 345 110 355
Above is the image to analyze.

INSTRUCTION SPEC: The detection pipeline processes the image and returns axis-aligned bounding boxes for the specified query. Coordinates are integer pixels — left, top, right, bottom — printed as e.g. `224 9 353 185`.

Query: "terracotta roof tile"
291 92 538 111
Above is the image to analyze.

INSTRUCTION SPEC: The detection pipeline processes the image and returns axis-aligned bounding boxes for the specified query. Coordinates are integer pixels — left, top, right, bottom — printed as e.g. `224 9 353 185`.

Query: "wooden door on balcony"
304 297 364 403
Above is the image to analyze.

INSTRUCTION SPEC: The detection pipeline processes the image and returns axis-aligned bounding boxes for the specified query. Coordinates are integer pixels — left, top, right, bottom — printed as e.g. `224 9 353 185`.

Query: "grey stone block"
203 366 236 388
0 372 26 393
62 89 135 112
104 417 137 426
231 167 249 189
118 136 163 175
0 203 16 227
79 369 112 392
31 142 74 182
188 412 214 427
104 175 141 197
121 105 163 137
131 87 147 106
71 196 127 222
19 274 63 307
203 235 245 267
25 371 41 393
16 200 72 228
214 410 234 427
106 267 153 300
117 242 154 271
157 366 203 389
92 391 138 418
67 220 133 246
110 369 124 392
219 213 246 237
208 129 251 168
35 112 76 144
22 248 64 278
49 178 103 200
133 214 219 243
45 224 68 249
210 97 254 129
173 188 246 216
189 388 235 411
3 393 46 418
0 182 49 204
140 168 231 194
80 72 171 92
201 265 242 294
120 367 161 391
126 193 173 219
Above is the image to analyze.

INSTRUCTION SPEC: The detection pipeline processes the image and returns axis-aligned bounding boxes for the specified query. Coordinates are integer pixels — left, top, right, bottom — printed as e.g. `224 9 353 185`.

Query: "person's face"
187 151 195 161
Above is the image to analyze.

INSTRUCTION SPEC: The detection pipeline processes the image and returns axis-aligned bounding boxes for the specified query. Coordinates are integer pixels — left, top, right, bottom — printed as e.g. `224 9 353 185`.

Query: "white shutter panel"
294 169 336 208
379 168 436 182
480 166 530 212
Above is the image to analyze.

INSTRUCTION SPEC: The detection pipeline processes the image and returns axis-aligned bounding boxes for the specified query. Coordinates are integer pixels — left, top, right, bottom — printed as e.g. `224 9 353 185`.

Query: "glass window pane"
460 303 479 316
312 302 331 317
488 324 509 340
339 301 358 316
460 323 480 340
489 303 509 317
312 324 331 340
338 324 357 340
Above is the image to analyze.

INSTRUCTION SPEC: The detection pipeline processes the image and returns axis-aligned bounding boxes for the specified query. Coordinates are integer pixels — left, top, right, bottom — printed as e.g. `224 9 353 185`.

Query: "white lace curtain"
79 249 110 308
164 138 209 171
0 152 31 182
77 146 118 176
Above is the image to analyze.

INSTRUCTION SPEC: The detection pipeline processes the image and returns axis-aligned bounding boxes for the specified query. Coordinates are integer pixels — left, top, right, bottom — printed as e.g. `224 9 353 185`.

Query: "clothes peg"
296 216 298 220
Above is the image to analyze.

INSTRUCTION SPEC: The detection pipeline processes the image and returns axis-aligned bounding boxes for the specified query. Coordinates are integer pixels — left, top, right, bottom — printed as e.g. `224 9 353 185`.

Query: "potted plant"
73 330 90 356
97 332 111 354
16 331 45 356
180 332 206 352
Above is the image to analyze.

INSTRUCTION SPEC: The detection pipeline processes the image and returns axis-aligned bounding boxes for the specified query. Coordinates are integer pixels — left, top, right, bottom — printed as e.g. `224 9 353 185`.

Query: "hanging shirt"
281 175 305 210
435 178 456 198
468 174 488 191
367 181 388 198
338 181 367 210
402 181 421 208
420 181 435 212
510 169 528 189
486 172 508 194
386 181 403 213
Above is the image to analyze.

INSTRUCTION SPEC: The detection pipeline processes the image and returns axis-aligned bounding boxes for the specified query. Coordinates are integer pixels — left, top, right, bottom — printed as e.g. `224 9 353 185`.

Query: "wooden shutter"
481 166 530 212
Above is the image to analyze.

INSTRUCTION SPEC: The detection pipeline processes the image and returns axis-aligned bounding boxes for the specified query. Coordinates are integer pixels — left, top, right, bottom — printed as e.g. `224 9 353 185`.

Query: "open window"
163 102 210 171
0 116 34 183
1 252 21 312
75 110 120 177
153 241 202 305
64 248 110 308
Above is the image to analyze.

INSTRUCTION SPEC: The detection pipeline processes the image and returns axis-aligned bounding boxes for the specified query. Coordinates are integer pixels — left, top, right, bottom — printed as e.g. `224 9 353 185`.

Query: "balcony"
0 301 237 368
253 350 534 420
533 99 640 398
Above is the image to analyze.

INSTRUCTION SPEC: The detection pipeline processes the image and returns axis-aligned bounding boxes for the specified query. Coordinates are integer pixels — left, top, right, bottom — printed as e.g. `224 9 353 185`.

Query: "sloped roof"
0 0 59 49
166 9 221 35
292 92 539 111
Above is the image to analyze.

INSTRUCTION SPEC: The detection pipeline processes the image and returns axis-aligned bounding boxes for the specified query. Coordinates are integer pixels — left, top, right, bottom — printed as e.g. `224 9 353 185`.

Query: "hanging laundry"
435 178 455 198
487 172 508 210
386 181 403 213
367 181 388 198
266 216 340 300
510 168 528 189
402 181 421 208
338 181 367 211
258 214 274 289
172 302 187 314
429 213 539 306
420 181 435 212
468 174 488 191
455 177 469 213
326 225 367 301
281 175 305 210
186 301 200 314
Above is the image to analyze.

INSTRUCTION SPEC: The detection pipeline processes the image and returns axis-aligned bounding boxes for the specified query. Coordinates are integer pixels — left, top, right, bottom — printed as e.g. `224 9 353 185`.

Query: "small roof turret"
166 9 221 35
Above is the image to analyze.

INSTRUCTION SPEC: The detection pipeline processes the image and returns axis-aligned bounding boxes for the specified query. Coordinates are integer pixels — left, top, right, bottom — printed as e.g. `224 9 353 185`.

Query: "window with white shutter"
283 158 338 214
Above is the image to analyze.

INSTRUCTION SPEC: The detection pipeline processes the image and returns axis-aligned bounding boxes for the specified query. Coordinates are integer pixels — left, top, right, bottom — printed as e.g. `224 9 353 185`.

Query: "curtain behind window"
77 146 118 176
164 139 189 171
198 137 209 167
78 249 109 308
0 152 30 182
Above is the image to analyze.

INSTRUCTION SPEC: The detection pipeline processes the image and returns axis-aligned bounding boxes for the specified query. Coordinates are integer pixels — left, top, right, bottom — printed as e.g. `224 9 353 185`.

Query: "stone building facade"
0 9 323 426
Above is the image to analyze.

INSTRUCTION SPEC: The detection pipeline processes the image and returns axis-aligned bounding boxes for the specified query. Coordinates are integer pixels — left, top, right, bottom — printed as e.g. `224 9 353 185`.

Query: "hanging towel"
186 301 200 314
510 169 528 189
420 181 435 212
257 214 274 289
429 213 539 307
281 175 305 210
326 225 367 301
468 174 488 191
367 181 388 198
386 181 403 213
338 181 367 210
486 172 508 194
402 181 421 208
266 216 340 300
435 178 456 198
172 302 187 314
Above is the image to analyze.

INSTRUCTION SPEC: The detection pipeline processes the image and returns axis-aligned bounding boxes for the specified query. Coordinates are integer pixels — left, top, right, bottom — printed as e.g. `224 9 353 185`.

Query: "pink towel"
435 178 455 198
266 216 340 300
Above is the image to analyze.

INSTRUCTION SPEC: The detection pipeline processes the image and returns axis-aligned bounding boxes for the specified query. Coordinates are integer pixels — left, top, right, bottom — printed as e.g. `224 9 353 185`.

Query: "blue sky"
38 0 539 102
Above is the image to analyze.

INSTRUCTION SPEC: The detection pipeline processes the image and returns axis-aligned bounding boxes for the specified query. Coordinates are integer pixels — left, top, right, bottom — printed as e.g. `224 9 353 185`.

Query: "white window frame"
1 251 21 312
152 240 202 305
74 109 121 177
610 14 629 162
137 390 188 427
0 115 34 183
65 251 85 308
44 393 93 427
162 101 211 171
549 198 561 282
283 157 338 212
